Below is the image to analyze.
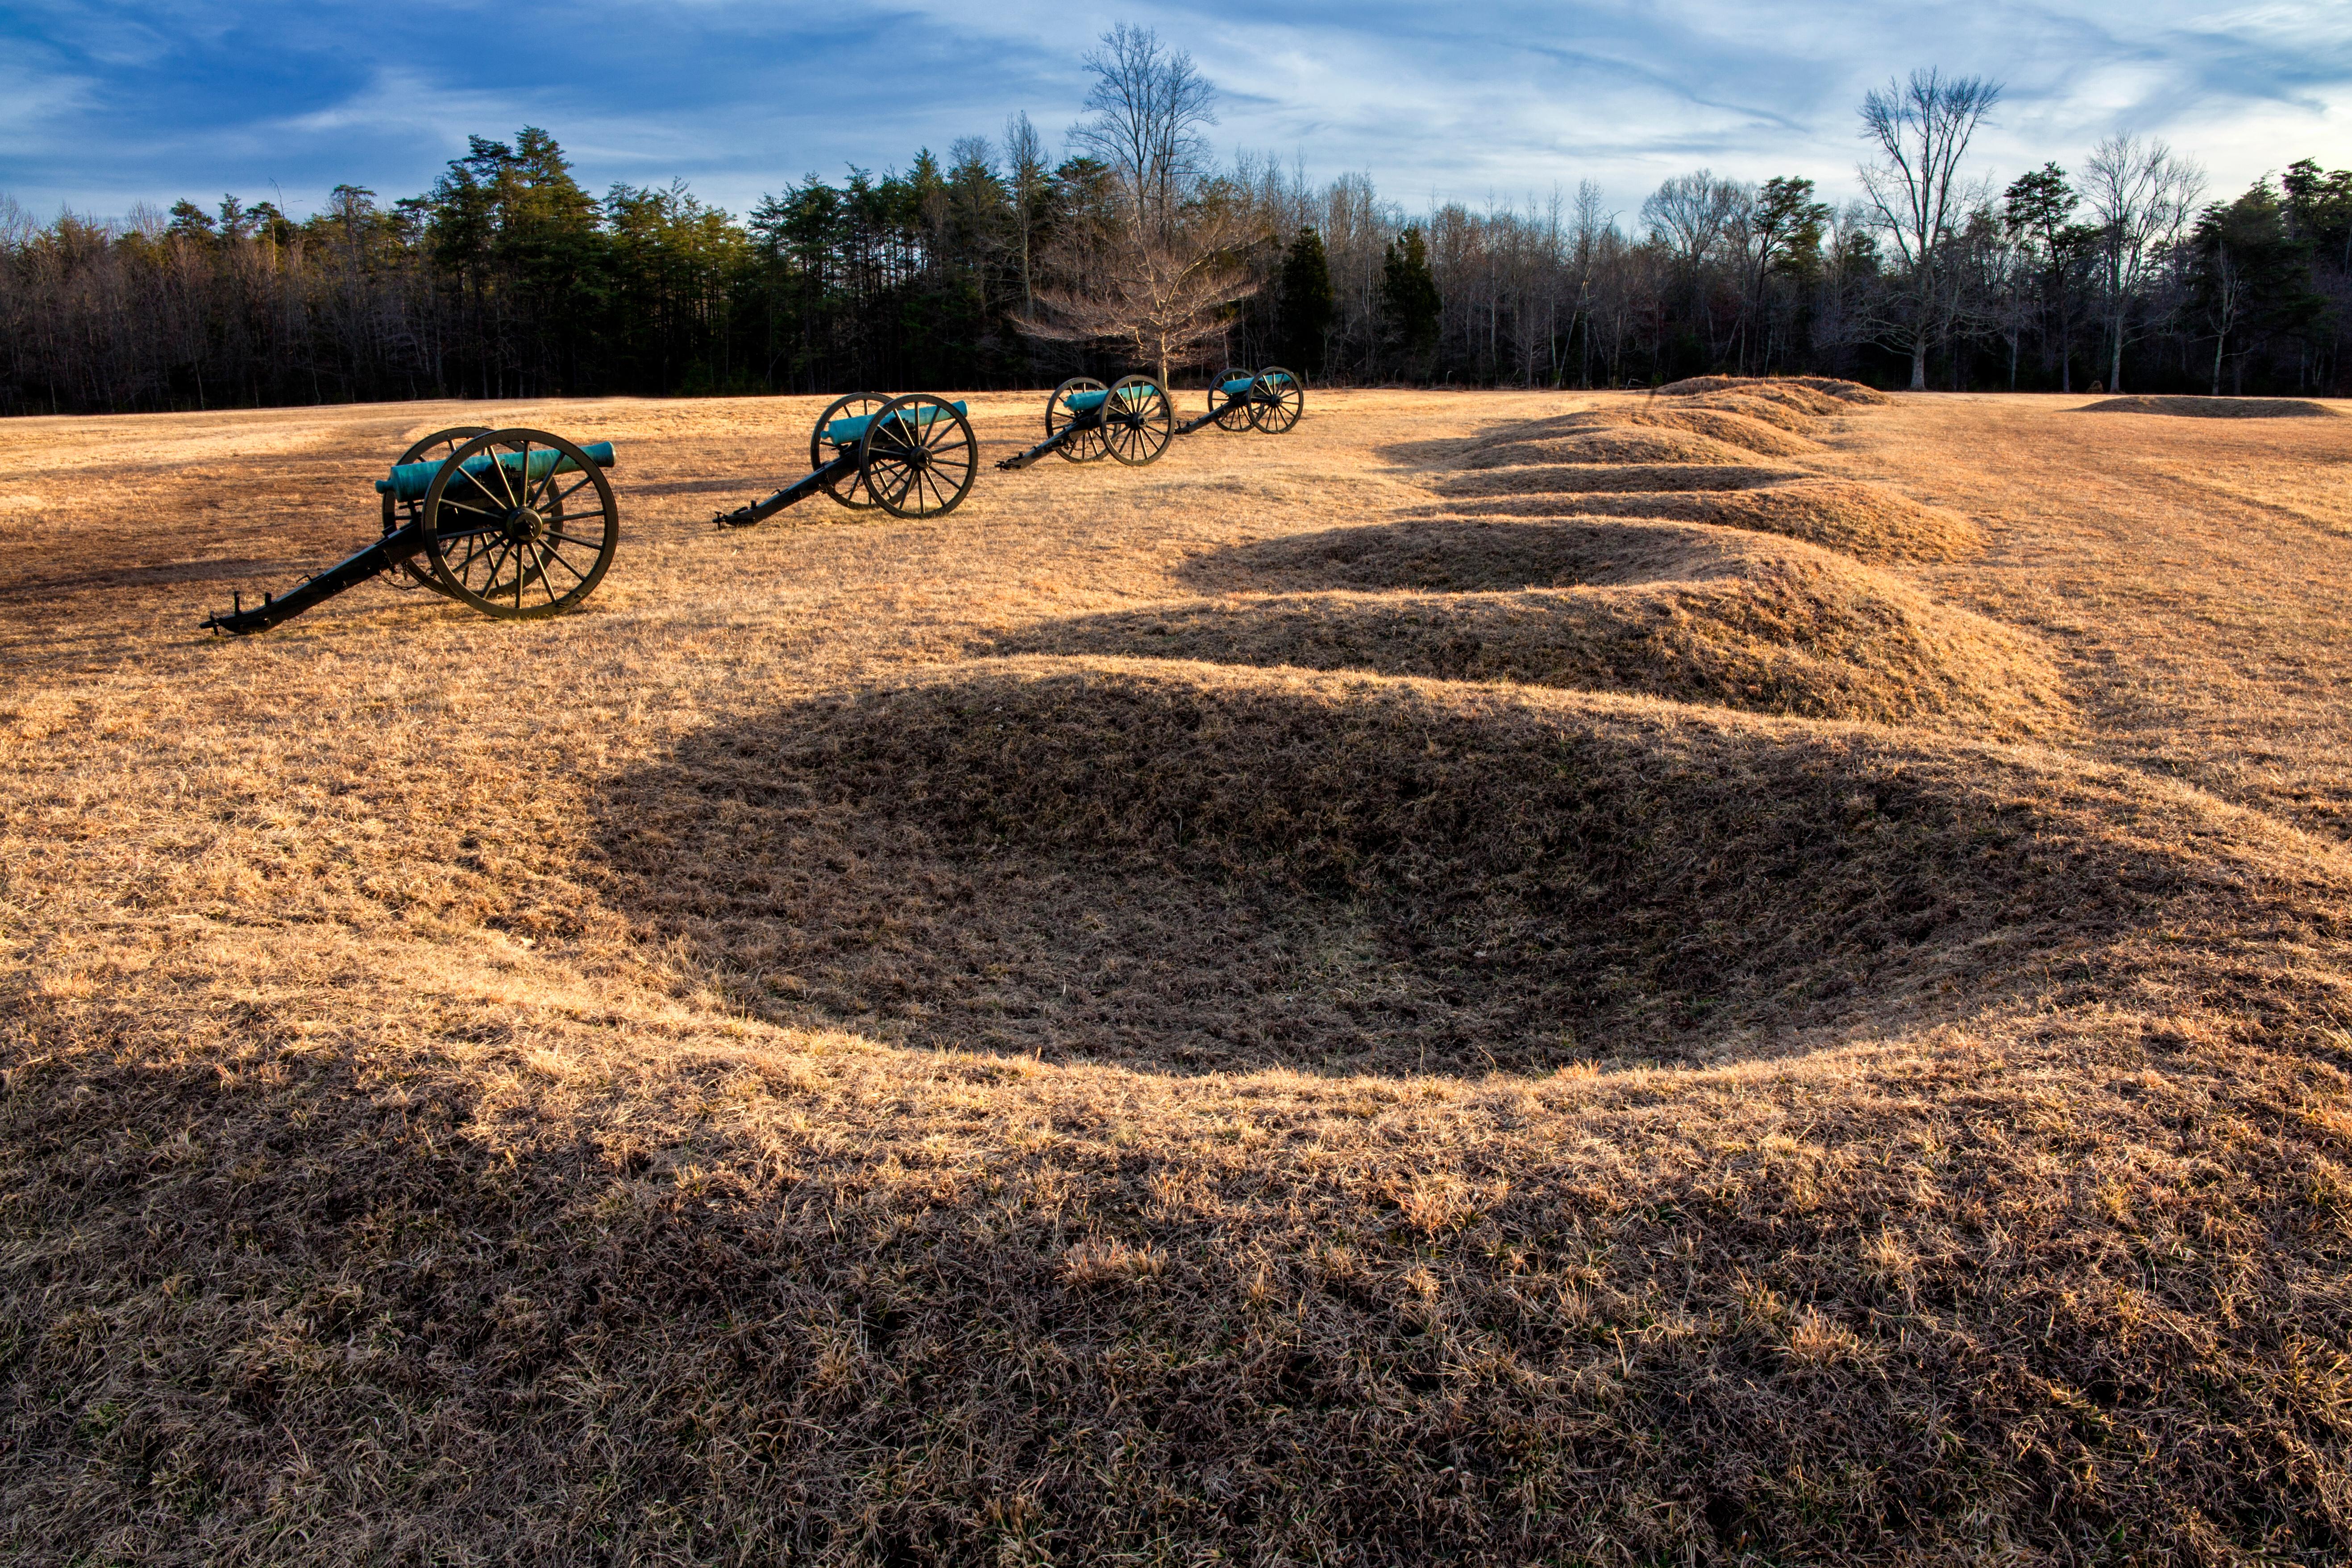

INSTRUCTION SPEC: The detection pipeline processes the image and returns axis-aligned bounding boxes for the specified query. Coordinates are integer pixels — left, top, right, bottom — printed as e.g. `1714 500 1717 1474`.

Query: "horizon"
4 0 2347 231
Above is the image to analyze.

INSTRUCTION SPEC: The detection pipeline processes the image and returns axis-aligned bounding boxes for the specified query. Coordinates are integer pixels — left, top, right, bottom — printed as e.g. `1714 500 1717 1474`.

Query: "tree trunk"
2212 332 2226 396
1910 341 1928 391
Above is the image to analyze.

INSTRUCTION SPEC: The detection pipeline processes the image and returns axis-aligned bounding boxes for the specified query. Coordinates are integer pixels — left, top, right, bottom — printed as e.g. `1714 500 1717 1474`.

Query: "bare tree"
1004 112 1047 313
1857 68 2003 390
1066 23 1217 242
1642 171 1744 271
1022 25 1263 387
1022 205 1262 388
2081 134 2202 392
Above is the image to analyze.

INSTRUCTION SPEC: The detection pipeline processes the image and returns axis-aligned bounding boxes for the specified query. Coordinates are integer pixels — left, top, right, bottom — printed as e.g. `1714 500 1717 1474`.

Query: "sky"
3 0 2348 229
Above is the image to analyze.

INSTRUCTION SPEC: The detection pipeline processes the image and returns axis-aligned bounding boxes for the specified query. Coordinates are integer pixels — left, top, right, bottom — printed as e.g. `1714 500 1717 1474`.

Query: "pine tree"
1380 226 1440 377
1276 227 1334 373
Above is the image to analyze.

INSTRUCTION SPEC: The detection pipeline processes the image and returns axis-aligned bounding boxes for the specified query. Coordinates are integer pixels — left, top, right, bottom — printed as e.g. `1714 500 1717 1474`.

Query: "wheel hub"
505 505 546 543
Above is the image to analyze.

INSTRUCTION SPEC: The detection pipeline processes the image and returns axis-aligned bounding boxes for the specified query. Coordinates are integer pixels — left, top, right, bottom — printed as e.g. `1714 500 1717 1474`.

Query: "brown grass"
2083 394 2339 419
7 385 2352 1563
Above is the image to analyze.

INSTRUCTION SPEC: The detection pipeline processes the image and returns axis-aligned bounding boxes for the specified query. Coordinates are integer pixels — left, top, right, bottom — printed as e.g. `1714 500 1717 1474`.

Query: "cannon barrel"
823 401 967 447
375 440 615 503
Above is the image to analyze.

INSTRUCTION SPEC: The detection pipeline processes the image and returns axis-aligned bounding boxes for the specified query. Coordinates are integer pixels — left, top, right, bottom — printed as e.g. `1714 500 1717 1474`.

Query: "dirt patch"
1426 480 1982 563
1009 519 2067 731
597 659 2334 1077
2082 395 2339 419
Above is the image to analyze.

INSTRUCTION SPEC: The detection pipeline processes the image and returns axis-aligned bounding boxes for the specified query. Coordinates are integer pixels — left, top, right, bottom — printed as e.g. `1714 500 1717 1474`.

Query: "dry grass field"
4 377 2352 1563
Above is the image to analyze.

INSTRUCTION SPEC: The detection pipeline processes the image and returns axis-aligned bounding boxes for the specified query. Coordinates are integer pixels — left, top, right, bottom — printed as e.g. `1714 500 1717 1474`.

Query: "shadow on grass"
589 659 2264 1076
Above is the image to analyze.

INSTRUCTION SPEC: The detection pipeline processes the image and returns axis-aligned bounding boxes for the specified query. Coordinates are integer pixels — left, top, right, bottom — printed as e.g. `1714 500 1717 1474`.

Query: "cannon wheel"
812 392 890 509
1211 366 1254 432
1248 367 1305 434
1104 376 1174 466
1046 377 1110 463
420 428 619 619
860 394 978 519
384 426 489 595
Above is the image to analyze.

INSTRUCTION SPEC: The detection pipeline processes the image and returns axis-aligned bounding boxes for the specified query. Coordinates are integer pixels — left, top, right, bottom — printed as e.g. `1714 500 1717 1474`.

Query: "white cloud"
3 0 2346 222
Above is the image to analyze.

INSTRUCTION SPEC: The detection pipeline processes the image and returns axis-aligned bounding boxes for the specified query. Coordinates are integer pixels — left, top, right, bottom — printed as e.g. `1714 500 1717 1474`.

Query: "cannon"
995 376 1175 470
716 392 977 527
201 427 619 635
1175 366 1305 437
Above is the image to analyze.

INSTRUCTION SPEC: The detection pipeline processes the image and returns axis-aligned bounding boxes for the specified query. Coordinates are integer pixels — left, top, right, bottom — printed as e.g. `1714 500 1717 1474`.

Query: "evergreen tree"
1379 226 1440 375
2191 180 2323 394
1276 227 1334 373
2003 163 2090 390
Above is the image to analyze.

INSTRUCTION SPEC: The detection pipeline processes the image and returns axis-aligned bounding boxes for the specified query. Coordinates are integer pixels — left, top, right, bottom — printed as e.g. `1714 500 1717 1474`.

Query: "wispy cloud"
3 0 2345 222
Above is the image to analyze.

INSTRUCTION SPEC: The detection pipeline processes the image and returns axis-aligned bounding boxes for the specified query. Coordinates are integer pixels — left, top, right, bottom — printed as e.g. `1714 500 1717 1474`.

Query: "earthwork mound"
1428 475 1982 562
1665 390 1825 432
1436 462 1800 495
598 660 2343 1074
1460 427 1762 469
1657 376 1887 410
1018 517 2066 731
2082 395 2338 419
1473 407 1821 459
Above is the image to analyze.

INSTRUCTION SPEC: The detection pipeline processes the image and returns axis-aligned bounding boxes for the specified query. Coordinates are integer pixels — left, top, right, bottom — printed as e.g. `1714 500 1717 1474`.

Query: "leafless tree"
1022 204 1262 389
1066 23 1217 242
1857 67 2003 390
1004 112 1047 313
2081 134 2202 392
1642 171 1745 272
1022 26 1266 387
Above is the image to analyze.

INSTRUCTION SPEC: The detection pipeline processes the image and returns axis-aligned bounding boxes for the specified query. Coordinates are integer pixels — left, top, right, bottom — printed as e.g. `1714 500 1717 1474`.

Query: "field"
5 379 2352 1563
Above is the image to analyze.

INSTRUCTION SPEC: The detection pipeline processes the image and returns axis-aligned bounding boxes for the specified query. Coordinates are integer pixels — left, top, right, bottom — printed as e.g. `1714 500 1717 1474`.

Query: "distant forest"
4 51 2348 413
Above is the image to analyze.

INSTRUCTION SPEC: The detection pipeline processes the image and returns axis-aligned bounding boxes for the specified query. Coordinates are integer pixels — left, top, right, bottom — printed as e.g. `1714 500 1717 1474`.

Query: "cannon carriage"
716 392 978 527
995 367 1301 475
201 426 620 635
995 376 1176 470
1178 366 1305 437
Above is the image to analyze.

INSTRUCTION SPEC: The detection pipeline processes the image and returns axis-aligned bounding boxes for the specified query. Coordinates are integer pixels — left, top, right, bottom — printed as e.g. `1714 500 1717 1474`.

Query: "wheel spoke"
530 540 561 604
538 538 592 585
447 530 495 585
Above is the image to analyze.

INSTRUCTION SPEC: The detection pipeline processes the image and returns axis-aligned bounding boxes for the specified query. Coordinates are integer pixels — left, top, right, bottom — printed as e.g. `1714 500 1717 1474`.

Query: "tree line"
3 46 2346 416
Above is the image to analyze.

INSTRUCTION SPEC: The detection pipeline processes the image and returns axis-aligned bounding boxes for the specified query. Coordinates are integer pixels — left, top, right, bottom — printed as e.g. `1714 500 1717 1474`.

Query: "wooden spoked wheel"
1103 376 1173 466
813 393 890 509
384 426 489 595
1211 366 1254 431
1248 367 1305 434
860 394 979 519
1047 377 1110 463
420 428 619 619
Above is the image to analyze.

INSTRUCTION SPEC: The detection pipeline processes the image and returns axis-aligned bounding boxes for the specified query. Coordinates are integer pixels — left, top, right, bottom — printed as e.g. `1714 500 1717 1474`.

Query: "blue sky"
4 0 2347 226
